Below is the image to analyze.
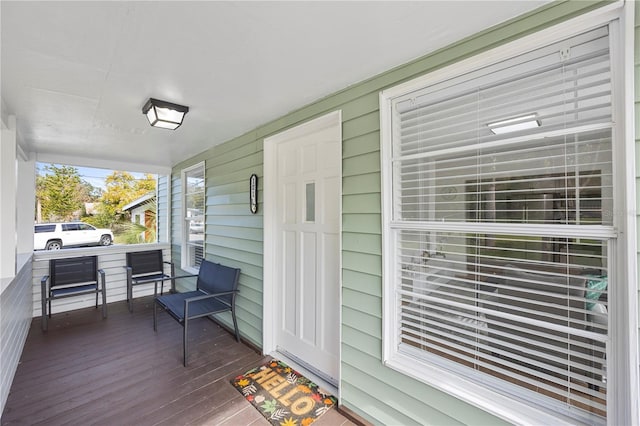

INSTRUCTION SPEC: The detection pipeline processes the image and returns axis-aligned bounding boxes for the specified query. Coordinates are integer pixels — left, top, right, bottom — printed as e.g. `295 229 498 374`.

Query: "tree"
135 173 156 195
78 180 103 202
99 171 156 220
36 165 89 222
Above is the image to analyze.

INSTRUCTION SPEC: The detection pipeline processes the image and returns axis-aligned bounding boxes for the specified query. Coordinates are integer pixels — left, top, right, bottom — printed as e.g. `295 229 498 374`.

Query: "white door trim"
263 110 342 393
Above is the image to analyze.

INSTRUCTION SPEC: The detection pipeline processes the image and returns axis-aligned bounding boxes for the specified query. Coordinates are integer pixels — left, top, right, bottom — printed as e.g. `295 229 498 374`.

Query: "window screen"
183 163 205 270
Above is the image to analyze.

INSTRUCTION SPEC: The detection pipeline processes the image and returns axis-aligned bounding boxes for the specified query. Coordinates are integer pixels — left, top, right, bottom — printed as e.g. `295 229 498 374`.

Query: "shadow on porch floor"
1 297 354 426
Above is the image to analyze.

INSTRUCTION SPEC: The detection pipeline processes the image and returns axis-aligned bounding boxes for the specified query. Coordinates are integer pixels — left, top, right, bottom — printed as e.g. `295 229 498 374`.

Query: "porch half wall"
0 257 32 414
170 1 615 424
31 244 174 317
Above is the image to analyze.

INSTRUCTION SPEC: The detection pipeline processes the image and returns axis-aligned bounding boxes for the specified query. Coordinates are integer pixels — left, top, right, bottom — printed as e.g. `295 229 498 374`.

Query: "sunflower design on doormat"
231 359 337 426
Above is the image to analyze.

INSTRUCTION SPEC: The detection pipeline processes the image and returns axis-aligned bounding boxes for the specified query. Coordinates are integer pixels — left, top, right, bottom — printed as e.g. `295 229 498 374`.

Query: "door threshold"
270 350 339 399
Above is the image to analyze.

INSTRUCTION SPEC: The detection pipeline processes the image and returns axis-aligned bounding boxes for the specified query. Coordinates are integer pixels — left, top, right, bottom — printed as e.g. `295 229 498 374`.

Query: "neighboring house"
1 2 639 425
122 193 156 242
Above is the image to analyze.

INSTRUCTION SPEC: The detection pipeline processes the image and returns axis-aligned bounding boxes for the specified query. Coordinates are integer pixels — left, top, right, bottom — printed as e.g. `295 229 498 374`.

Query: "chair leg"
128 283 133 313
183 320 188 367
49 299 52 318
232 308 240 342
41 307 47 331
126 268 133 313
153 300 158 332
95 289 98 309
41 290 48 332
101 286 107 319
170 263 176 294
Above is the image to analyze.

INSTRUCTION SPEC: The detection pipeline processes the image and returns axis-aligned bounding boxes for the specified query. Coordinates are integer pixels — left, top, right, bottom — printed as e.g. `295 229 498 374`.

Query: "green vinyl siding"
172 138 264 347
343 132 380 159
342 269 382 297
342 232 381 255
168 1 613 424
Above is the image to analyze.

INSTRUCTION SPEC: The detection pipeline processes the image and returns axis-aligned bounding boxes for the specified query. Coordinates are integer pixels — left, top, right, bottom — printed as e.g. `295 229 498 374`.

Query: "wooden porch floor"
1 297 354 426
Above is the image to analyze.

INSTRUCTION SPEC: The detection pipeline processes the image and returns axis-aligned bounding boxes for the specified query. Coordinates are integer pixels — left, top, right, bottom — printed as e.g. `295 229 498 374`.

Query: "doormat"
231 358 337 425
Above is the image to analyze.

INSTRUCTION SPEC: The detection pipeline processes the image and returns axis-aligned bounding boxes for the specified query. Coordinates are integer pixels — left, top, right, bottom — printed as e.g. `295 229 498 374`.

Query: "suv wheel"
45 240 62 250
99 235 112 246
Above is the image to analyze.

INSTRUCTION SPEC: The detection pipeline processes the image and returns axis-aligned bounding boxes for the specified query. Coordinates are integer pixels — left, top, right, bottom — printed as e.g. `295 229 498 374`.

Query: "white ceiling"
1 1 550 173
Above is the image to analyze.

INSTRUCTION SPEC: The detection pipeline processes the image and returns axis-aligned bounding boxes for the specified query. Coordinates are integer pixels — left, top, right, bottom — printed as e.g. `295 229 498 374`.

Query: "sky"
37 163 154 191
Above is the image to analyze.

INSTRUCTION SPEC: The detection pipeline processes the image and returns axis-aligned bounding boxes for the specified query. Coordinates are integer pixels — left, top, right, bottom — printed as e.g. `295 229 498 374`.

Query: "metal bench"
40 256 107 331
124 249 175 312
153 259 240 366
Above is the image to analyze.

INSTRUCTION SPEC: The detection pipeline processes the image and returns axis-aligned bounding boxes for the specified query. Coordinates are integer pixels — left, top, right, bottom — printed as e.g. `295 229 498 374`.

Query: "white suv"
34 222 114 250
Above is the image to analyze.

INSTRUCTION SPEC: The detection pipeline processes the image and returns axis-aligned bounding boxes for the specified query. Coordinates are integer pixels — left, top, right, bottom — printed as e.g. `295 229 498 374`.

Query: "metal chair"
41 256 107 331
124 249 175 312
153 259 240 366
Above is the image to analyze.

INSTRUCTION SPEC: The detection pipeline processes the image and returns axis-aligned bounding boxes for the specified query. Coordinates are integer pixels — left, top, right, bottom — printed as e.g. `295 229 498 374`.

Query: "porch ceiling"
1 1 549 173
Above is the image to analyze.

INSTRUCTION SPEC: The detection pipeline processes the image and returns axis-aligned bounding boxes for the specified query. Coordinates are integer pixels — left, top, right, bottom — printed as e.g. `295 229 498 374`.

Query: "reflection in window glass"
183 163 205 270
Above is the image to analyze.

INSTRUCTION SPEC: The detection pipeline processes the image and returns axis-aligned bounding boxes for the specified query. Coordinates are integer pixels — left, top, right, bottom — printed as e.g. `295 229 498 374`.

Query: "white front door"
264 111 341 385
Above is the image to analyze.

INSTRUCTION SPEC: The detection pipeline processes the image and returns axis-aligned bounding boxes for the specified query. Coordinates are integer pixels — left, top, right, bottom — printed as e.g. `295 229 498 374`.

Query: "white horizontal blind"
389 26 612 420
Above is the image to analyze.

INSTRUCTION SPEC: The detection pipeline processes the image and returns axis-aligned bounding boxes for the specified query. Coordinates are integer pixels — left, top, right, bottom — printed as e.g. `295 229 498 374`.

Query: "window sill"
180 265 199 275
384 351 603 426
33 243 171 261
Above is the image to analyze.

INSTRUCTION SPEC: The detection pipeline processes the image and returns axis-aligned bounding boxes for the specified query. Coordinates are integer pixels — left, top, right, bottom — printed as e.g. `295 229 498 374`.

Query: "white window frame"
181 161 205 274
379 3 637 424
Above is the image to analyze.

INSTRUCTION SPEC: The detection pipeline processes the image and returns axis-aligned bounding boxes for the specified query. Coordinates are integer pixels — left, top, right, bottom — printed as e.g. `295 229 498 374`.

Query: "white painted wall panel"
0 116 17 282
0 257 33 415
16 158 35 256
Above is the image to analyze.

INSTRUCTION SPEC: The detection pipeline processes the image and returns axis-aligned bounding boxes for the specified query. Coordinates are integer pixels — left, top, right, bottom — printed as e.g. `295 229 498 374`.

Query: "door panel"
322 232 340 357
283 230 297 335
301 231 317 344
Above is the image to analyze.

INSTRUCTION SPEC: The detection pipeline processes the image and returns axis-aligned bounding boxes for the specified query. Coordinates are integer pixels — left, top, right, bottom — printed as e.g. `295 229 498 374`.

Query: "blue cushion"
51 283 98 297
132 273 170 284
156 290 232 321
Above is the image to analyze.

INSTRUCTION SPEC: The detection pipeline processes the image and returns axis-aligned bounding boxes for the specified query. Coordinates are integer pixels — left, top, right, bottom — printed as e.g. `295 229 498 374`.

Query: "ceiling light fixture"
487 113 540 135
142 98 189 130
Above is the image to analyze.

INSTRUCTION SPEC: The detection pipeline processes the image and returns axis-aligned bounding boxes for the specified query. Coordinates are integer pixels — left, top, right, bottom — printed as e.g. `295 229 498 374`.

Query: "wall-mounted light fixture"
487 113 540 135
142 98 189 130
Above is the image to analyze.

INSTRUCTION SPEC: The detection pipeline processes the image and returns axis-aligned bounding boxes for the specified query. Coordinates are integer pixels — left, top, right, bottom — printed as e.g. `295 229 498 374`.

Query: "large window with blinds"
381 23 618 423
182 162 205 272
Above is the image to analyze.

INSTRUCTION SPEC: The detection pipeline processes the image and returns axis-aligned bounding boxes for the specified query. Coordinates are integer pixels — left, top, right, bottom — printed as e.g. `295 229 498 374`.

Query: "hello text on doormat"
231 358 337 426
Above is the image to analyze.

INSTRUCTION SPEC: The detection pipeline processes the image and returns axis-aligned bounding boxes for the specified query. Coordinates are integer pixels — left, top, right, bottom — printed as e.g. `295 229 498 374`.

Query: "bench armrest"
153 273 198 296
183 290 239 319
185 290 238 304
171 273 199 280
